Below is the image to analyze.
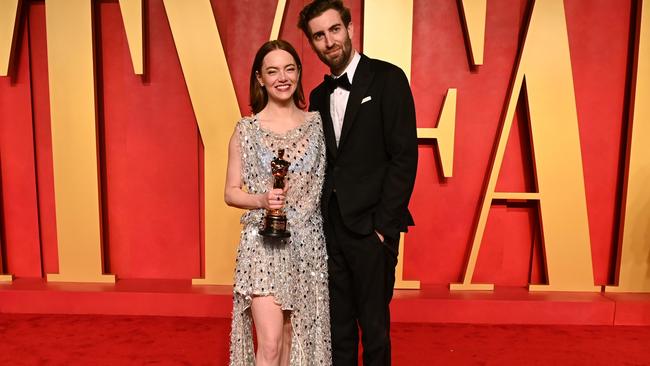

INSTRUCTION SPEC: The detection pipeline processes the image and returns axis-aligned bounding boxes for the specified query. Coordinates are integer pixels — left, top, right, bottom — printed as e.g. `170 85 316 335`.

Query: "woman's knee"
258 337 282 361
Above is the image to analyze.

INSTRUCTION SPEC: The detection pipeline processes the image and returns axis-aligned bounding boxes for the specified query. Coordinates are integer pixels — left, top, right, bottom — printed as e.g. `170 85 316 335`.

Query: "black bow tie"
325 73 352 93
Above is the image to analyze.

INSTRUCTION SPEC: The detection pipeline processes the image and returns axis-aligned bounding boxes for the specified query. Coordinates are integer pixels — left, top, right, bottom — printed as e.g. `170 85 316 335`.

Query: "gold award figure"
259 149 291 238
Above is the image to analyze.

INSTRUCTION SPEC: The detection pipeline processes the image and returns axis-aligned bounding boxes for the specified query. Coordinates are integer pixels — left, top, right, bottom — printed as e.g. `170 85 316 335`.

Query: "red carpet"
0 314 648 365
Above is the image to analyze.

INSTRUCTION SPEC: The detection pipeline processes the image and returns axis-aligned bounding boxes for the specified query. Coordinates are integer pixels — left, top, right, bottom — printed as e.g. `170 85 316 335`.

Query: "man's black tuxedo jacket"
309 54 418 241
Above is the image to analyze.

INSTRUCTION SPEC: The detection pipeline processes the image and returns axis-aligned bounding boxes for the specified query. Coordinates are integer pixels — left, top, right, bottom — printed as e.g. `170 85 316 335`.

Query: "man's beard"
320 37 352 73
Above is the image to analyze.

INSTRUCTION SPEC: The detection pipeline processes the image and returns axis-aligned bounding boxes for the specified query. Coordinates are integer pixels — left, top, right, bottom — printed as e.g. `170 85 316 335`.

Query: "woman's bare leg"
279 311 292 366
251 296 284 366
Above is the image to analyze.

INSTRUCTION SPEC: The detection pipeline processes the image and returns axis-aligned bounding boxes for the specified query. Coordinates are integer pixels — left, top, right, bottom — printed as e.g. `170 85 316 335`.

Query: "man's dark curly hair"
298 0 352 38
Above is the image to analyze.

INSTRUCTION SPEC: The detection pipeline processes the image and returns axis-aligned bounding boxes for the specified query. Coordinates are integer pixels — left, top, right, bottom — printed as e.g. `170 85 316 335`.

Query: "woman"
225 40 331 366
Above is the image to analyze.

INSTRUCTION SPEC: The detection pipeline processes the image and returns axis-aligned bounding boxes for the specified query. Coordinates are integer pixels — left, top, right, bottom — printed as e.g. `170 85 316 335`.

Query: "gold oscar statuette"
259 149 291 238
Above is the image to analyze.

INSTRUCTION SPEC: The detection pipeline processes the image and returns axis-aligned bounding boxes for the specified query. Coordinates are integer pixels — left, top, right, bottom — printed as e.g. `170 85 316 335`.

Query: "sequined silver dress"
229 112 331 366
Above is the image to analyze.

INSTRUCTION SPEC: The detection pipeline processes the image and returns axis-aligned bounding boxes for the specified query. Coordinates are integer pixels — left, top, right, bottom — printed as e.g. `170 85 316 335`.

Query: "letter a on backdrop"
607 0 650 293
451 0 599 292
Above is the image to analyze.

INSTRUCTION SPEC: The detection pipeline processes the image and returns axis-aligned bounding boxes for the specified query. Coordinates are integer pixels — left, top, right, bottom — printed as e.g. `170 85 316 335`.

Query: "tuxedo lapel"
317 86 338 159
338 55 373 151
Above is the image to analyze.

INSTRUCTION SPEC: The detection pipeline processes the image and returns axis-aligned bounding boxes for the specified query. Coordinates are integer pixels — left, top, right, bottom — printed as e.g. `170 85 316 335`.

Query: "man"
298 1 418 365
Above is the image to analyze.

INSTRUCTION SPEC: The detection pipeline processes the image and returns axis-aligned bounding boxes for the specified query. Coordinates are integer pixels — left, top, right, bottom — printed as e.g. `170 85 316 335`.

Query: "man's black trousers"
325 194 399 366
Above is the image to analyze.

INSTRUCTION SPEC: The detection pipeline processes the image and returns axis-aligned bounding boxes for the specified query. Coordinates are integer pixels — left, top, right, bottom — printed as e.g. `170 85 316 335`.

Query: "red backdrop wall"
0 0 635 286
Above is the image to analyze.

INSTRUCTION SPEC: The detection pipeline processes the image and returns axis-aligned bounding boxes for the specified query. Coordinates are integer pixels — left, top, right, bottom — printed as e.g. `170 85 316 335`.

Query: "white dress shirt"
329 51 361 146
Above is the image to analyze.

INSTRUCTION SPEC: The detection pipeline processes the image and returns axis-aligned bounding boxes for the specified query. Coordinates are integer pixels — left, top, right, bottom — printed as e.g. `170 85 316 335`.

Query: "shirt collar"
332 50 361 84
